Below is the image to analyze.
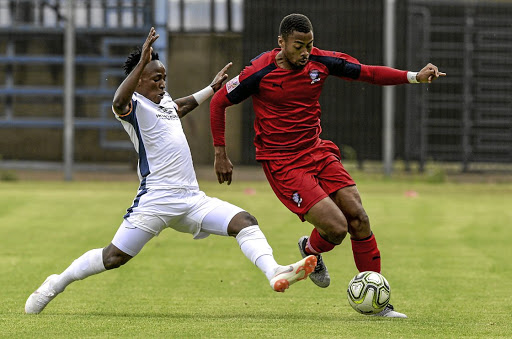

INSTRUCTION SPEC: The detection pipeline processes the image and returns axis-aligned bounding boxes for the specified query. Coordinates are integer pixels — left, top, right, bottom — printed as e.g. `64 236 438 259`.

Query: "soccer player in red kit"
210 13 445 317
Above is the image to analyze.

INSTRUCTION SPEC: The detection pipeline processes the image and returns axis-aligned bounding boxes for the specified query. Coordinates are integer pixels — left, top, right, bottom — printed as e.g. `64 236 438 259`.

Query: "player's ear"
278 35 284 48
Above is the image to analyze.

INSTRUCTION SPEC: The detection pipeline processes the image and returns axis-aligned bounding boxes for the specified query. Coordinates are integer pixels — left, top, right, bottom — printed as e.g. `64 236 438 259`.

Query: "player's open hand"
210 62 233 92
416 63 446 83
141 27 159 66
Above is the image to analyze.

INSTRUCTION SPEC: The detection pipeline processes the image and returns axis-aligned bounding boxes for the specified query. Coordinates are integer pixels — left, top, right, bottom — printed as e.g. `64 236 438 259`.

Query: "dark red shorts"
260 140 355 221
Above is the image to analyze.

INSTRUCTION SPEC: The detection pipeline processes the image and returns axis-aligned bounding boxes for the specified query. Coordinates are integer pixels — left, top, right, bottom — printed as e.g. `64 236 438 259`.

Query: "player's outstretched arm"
113 27 159 115
415 63 446 83
175 62 232 118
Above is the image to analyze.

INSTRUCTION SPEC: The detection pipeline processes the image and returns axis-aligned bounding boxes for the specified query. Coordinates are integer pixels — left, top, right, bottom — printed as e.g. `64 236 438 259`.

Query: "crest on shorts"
309 69 320 84
292 192 302 207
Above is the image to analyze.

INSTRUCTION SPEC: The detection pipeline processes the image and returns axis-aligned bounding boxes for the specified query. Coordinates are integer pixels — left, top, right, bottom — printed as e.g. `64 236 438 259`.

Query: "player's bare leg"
299 196 348 288
332 186 407 318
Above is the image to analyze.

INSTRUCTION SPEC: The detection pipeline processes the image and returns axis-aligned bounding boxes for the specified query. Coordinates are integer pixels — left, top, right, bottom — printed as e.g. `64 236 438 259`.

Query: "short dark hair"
123 47 159 76
279 13 313 40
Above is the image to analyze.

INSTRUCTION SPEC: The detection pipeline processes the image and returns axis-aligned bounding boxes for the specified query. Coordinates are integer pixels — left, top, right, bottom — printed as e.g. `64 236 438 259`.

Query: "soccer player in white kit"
25 27 317 314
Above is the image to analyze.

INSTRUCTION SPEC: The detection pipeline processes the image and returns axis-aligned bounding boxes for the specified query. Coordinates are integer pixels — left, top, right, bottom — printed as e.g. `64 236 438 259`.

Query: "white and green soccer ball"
347 271 390 314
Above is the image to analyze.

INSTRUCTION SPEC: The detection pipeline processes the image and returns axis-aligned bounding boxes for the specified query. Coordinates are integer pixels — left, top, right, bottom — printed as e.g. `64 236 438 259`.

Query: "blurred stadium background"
0 0 511 180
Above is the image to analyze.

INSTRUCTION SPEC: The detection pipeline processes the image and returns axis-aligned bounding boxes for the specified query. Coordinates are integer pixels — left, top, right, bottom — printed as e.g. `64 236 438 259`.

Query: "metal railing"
0 0 243 32
405 0 512 171
0 0 243 155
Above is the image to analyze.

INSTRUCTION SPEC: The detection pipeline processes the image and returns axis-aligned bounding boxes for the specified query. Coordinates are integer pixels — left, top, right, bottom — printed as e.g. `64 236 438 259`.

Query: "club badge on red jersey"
309 69 321 84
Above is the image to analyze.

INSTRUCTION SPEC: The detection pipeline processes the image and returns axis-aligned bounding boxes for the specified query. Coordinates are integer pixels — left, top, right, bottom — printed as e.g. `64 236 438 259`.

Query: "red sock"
351 233 381 273
305 228 336 255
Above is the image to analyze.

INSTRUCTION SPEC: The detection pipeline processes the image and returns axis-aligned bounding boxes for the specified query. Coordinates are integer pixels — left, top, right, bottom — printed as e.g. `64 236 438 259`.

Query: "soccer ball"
347 271 390 314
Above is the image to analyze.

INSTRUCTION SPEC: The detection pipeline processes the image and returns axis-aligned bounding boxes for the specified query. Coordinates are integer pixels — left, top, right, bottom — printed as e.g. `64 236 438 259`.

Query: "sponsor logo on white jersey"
156 105 179 120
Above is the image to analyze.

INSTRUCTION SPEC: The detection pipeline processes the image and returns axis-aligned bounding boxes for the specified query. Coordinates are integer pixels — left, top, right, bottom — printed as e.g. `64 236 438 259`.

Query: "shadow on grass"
47 310 393 322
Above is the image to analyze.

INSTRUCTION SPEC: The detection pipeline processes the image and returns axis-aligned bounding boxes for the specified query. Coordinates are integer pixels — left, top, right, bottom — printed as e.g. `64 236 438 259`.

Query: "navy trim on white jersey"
124 177 147 218
119 100 150 178
116 92 199 190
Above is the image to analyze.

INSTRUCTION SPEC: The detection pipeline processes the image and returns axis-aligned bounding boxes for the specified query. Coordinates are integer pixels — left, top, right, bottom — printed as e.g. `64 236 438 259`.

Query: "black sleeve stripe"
309 55 361 79
250 51 270 63
227 63 277 104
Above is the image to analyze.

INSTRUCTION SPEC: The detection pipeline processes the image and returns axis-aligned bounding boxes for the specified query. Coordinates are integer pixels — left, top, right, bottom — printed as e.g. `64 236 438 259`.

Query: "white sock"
53 248 106 293
236 225 279 280
256 255 281 281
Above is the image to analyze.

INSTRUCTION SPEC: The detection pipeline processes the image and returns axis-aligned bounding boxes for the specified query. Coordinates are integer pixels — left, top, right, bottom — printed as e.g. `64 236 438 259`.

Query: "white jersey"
114 92 199 189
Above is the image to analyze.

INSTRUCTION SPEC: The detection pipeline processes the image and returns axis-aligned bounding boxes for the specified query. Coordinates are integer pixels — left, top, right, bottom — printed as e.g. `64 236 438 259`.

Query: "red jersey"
210 47 410 160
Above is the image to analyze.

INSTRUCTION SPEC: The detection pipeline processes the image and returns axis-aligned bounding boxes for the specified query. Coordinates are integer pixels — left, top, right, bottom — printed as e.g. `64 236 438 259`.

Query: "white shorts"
111 187 244 256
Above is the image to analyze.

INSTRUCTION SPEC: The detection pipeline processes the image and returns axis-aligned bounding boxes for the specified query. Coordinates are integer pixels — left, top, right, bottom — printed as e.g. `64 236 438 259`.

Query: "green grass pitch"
1 177 511 338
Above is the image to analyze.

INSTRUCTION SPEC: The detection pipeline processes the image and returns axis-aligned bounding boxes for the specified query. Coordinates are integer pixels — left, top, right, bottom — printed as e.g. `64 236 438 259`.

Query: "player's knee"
321 216 349 244
103 254 131 270
348 211 370 235
227 211 258 236
102 246 132 270
325 225 348 245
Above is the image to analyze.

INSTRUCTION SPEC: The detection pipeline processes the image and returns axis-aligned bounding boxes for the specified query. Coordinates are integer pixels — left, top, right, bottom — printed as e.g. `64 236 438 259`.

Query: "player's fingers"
222 62 233 72
215 75 228 85
216 64 231 81
146 27 155 41
222 176 229 184
221 171 231 184
215 171 223 184
143 30 155 50
227 173 232 185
